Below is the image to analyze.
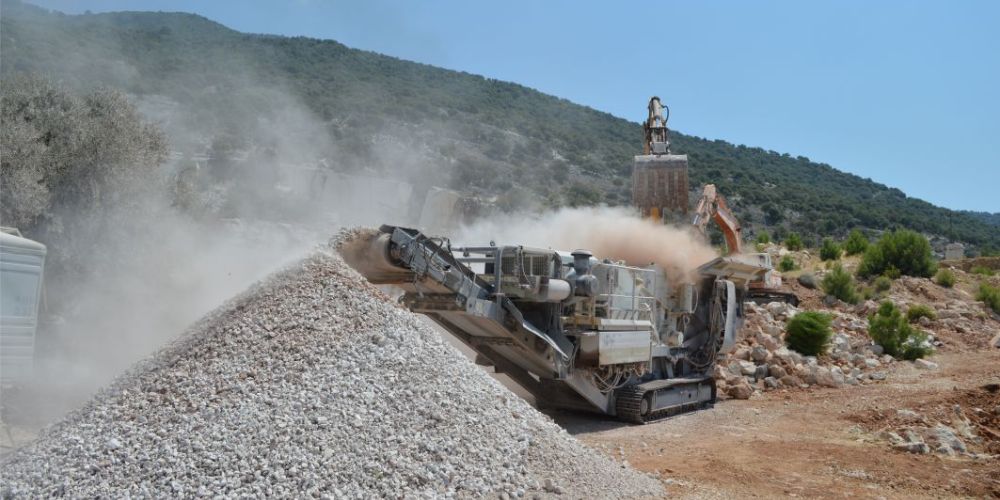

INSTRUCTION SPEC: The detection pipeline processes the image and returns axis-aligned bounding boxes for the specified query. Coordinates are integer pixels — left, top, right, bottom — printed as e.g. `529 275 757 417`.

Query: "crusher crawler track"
614 377 717 424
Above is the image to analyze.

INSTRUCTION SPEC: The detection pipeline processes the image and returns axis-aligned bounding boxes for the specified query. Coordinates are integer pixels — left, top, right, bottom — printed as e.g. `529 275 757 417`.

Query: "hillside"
2 0 997 250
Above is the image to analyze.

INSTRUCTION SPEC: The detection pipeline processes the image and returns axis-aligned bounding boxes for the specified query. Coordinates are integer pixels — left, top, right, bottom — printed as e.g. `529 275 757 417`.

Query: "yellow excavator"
632 97 798 305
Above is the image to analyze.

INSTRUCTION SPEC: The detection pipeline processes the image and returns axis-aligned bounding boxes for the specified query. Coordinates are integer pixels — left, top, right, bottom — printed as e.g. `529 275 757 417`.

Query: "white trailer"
0 229 46 384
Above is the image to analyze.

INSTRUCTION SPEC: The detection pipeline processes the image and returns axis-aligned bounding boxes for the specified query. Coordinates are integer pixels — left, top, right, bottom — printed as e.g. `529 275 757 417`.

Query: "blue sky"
30 0 1000 212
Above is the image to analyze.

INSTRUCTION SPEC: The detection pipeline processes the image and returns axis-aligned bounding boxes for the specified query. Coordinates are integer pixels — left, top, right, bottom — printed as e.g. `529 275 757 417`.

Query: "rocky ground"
3 233 997 498
560 350 1000 498
0 240 662 498
558 252 1000 498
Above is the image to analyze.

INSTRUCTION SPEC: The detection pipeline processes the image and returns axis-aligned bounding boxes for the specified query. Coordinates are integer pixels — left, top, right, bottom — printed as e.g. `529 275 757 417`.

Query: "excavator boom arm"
692 184 742 255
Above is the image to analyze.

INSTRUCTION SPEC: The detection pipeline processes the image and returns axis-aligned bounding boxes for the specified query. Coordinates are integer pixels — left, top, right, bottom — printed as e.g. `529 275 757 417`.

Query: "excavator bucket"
632 154 689 219
632 97 689 220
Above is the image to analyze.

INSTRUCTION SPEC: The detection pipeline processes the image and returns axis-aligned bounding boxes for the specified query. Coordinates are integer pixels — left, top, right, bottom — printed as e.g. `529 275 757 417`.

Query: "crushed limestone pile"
1 241 662 498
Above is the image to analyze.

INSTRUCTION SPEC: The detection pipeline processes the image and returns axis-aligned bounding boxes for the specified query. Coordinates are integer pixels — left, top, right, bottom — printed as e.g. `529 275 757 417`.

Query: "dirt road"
556 350 1000 499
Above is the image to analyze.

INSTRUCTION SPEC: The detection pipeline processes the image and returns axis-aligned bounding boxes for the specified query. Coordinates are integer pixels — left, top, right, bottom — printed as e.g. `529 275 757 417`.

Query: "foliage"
784 232 804 251
2 1 999 250
970 266 995 277
856 229 936 278
821 264 859 304
785 312 833 356
977 283 1000 314
872 276 892 293
843 229 869 256
1 75 166 229
905 304 936 323
756 232 771 245
0 74 166 266
819 238 841 261
778 255 797 272
901 330 934 361
562 182 602 207
934 268 956 288
868 301 931 359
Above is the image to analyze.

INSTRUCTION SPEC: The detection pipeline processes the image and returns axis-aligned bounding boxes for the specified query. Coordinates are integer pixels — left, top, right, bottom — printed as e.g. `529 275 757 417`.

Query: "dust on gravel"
1 235 662 498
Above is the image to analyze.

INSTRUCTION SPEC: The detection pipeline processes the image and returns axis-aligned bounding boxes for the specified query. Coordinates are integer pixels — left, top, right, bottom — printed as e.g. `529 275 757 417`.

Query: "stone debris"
716 301 892 399
0 239 662 498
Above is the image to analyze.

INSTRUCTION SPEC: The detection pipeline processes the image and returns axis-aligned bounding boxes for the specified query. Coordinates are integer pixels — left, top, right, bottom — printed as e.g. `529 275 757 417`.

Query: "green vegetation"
756 232 771 245
820 238 842 261
562 182 602 207
868 301 933 360
856 230 936 278
1 74 165 275
900 331 934 361
1 1 999 249
821 264 859 304
977 283 1000 314
934 268 956 288
785 312 833 356
970 266 995 277
778 255 797 272
784 233 804 251
873 275 892 293
843 229 869 256
905 304 936 323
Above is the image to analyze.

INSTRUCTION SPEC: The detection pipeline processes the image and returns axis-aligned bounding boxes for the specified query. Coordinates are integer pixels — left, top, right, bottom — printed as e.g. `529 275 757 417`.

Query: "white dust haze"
456 206 718 281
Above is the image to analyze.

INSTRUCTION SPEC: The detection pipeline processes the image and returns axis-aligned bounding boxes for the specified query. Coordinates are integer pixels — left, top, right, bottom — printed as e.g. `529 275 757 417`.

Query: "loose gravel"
1 236 662 498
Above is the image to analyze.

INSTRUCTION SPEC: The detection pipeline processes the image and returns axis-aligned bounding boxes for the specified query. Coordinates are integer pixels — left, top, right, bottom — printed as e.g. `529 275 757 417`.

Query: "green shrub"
868 301 931 359
821 264 859 304
934 268 955 288
860 286 874 301
785 312 833 356
970 266 995 277
820 238 841 261
843 229 869 256
857 229 936 278
756 232 771 245
784 232 803 251
778 255 797 272
977 283 1000 314
901 330 934 361
882 266 901 279
873 275 892 293
905 304 936 323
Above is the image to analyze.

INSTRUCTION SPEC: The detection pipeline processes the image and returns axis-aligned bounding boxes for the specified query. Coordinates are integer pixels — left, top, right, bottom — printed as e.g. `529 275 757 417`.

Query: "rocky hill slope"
2 0 998 250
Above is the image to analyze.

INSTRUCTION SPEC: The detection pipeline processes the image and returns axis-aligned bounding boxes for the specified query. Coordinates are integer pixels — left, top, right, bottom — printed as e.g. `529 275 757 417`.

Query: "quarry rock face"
0 243 662 498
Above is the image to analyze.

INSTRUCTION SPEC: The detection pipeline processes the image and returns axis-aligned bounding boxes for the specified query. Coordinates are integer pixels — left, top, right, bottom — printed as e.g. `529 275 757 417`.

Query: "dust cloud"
11 84 425 426
455 206 718 281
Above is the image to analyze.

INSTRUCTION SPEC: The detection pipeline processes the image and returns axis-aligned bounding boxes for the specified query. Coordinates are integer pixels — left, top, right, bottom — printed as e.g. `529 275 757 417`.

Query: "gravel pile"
1 238 662 498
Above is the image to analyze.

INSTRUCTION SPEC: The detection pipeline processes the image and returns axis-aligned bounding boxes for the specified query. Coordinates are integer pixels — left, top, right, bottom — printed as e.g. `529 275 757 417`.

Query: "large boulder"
751 345 770 362
815 367 844 388
727 379 754 400
797 273 818 289
929 425 967 455
757 333 782 352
